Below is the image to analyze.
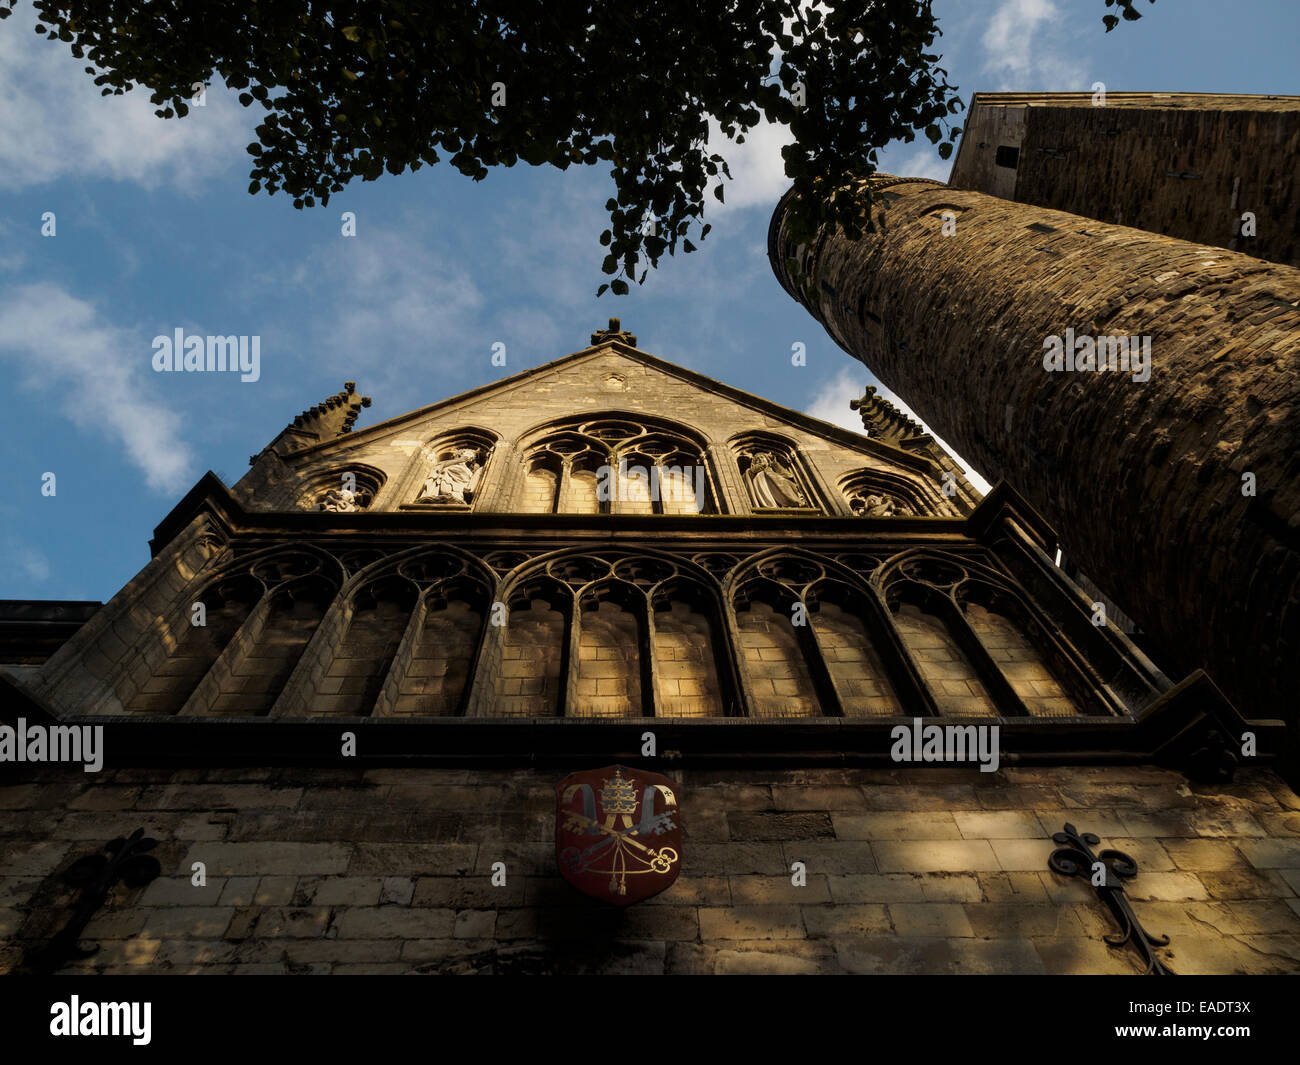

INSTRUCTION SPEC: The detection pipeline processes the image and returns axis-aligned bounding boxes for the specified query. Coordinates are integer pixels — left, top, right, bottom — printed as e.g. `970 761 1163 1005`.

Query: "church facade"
2 321 1298 975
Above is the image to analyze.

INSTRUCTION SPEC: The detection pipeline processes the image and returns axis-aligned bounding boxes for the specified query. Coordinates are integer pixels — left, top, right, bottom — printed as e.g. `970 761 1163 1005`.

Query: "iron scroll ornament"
22 829 162 974
1048 823 1174 975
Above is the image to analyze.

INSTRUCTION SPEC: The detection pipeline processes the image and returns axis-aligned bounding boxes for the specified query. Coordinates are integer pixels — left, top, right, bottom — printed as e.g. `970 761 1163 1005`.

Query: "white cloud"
0 283 195 493
262 223 487 392
0 25 253 192
19 544 50 582
805 363 872 433
877 144 953 183
705 115 796 213
981 0 1088 90
804 363 992 495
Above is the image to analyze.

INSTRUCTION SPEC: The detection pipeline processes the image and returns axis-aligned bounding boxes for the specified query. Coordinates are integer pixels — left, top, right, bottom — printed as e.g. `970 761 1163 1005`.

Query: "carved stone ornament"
745 450 809 508
318 487 365 512
416 448 483 505
852 492 912 517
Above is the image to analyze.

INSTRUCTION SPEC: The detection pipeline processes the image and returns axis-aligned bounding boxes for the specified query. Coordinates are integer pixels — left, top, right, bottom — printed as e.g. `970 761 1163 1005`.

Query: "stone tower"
768 171 1300 775
948 92 1300 266
2 328 1296 975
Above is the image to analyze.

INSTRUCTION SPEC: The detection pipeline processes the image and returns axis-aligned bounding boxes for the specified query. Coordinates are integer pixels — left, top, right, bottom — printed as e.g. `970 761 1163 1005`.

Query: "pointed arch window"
518 417 717 515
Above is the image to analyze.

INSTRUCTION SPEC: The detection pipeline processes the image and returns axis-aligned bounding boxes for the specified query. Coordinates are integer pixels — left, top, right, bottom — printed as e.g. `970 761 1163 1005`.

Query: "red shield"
556 765 682 906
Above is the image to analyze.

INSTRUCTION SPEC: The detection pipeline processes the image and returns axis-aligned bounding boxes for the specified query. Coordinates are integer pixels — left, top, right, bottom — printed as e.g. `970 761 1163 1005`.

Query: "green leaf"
610 279 629 295
341 26 362 42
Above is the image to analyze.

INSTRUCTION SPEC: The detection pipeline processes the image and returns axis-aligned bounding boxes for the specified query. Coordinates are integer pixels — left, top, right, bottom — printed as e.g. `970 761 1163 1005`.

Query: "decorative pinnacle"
850 385 927 445
591 317 637 347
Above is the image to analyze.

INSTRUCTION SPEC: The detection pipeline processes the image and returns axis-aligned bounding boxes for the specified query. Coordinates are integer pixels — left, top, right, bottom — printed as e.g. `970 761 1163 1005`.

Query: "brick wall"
3 765 1297 974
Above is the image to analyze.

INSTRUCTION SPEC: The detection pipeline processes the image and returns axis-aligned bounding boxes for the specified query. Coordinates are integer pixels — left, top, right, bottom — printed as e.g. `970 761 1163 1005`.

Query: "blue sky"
1 0 1296 602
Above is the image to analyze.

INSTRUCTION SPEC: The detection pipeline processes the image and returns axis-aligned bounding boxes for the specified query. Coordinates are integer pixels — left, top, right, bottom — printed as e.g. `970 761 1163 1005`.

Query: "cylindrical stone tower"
769 175 1300 738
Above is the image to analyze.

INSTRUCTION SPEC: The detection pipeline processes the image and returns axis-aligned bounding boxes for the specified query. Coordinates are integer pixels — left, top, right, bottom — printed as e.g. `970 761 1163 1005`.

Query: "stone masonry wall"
3 765 1298 975
949 94 1300 267
770 177 1300 735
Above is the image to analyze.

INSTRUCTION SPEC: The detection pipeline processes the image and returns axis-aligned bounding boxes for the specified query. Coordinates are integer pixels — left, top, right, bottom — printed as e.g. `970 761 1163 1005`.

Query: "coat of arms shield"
555 765 682 905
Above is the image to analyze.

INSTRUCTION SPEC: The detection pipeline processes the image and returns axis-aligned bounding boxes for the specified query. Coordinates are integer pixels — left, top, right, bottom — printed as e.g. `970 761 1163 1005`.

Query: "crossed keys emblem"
555 766 682 905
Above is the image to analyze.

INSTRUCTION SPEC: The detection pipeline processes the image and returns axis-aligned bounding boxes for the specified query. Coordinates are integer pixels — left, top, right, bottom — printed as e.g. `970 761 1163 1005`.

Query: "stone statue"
854 493 912 517
746 451 808 508
417 448 482 504
318 487 364 512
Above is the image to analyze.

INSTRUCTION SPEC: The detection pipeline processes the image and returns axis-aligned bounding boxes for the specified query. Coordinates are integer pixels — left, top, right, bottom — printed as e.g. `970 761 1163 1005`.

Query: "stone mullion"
556 456 574 514
268 589 351 718
464 586 508 717
932 592 1033 718
641 591 662 718
870 583 944 718
177 588 273 716
796 451 838 516
561 590 581 717
369 592 427 717
794 585 846 717
478 442 513 512
711 443 752 516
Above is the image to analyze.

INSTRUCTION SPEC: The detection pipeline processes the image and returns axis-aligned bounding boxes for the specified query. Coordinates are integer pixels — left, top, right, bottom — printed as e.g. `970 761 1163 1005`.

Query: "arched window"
492 576 571 717
297 465 386 512
216 575 338 716
123 574 261 713
959 586 1083 718
733 593 821 719
574 582 645 718
520 453 561 514
483 551 734 718
518 416 717 515
840 468 945 517
375 556 493 716
650 579 729 717
806 581 903 717
890 594 999 718
314 575 416 717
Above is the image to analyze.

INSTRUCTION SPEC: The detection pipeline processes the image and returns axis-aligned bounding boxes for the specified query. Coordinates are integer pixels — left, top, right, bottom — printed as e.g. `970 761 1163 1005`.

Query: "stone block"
698 905 806 941
873 839 1001 873
888 903 974 937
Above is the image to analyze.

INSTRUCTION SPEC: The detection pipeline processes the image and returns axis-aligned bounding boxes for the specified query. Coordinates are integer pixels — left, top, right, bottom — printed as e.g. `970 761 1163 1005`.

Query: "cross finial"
590 318 637 347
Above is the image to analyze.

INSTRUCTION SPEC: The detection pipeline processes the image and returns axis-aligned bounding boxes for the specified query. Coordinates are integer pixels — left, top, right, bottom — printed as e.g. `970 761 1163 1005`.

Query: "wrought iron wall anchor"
21 828 161 975
1048 823 1174 975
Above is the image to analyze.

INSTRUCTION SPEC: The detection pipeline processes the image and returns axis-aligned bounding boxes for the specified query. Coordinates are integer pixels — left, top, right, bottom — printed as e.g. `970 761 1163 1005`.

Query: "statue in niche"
745 450 808 508
318 487 365 512
417 448 483 504
853 493 912 517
